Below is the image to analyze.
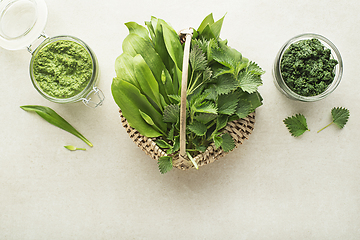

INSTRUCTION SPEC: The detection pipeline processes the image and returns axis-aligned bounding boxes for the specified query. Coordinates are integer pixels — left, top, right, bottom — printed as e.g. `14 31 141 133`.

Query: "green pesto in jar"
280 38 338 96
32 40 93 98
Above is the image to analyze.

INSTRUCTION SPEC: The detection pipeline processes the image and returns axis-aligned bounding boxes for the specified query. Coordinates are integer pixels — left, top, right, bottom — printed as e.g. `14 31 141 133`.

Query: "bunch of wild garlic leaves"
111 14 264 173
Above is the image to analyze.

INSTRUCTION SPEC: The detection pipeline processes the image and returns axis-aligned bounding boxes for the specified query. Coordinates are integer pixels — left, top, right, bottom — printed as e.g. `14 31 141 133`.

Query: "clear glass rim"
273 33 343 102
29 35 99 103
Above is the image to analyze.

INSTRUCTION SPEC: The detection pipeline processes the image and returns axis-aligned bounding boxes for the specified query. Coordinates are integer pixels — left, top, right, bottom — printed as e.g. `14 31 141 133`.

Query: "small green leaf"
64 145 86 151
238 72 263 94
318 107 350 133
188 121 207 136
163 104 180 123
139 109 155 126
213 135 223 149
221 133 235 152
283 114 309 137
332 107 350 129
247 61 265 75
235 99 252 119
217 92 239 115
20 105 93 147
195 145 207 152
194 113 217 124
155 140 171 149
158 156 173 174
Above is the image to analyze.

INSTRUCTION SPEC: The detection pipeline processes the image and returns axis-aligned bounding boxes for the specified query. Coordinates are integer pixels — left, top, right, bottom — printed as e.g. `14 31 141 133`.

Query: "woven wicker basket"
118 28 257 170
120 110 255 170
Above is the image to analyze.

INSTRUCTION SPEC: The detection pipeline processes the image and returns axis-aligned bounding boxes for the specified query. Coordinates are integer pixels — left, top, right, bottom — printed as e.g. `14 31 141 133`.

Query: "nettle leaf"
283 114 309 137
211 46 234 70
188 121 207 136
168 94 181 103
238 71 263 94
318 107 350 133
194 113 217 124
221 133 235 152
235 99 252 119
190 44 207 72
194 101 217 114
331 107 350 129
196 145 207 153
163 104 180 123
247 61 265 75
213 74 238 95
216 114 228 131
158 156 173 174
217 92 239 115
213 135 223 149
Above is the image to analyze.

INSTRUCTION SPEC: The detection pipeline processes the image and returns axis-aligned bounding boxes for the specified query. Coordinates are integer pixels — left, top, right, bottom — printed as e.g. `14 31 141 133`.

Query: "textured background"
0 0 359 239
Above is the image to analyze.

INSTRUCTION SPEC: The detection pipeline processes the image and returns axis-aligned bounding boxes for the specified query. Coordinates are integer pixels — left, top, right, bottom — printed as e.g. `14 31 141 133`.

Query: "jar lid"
0 0 47 50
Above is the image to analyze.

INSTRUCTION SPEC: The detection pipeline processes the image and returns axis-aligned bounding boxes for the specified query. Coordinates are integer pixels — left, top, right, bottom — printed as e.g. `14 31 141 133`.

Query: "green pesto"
33 40 93 98
280 38 338 96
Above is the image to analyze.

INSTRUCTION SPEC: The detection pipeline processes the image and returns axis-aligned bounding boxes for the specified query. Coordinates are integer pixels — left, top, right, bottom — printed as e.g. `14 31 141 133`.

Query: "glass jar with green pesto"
273 33 343 102
0 0 104 108
29 35 103 107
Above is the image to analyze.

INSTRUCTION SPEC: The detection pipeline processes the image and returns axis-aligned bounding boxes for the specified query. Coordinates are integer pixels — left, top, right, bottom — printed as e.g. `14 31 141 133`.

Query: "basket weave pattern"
120 110 256 170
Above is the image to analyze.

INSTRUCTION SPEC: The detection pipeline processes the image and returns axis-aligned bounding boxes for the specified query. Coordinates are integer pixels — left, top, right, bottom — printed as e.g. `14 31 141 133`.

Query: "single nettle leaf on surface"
283 114 310 137
318 107 350 133
158 156 173 174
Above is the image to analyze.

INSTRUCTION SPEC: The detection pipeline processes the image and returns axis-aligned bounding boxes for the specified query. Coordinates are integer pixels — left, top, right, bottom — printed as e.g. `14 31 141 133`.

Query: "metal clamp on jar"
0 0 104 108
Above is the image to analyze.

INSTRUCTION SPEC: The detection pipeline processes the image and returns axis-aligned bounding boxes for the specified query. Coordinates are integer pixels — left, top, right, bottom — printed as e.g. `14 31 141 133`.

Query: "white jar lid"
0 0 47 50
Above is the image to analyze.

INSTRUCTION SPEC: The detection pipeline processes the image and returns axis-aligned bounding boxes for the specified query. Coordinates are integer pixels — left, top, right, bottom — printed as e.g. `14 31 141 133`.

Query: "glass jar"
0 0 104 108
273 33 343 102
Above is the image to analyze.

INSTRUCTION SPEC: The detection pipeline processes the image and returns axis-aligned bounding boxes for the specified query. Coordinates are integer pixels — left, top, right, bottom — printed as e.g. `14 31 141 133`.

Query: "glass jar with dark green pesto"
0 0 104 108
273 33 343 102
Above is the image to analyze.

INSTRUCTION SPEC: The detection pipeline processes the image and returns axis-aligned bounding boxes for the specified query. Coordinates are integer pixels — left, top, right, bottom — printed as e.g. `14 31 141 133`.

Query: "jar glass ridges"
273 33 343 102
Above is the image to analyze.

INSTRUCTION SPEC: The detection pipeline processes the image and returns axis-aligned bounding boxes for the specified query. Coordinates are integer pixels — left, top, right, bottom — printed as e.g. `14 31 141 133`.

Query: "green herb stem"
317 122 333 133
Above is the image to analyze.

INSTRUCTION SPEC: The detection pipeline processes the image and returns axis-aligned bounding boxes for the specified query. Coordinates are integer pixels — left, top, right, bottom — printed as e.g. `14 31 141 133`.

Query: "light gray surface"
1 0 359 239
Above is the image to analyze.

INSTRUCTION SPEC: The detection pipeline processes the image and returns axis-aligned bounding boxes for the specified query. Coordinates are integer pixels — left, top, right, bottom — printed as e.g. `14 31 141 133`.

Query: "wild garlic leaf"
158 156 173 174
238 72 263 94
163 104 180 123
188 121 207 136
20 105 93 147
318 107 350 133
221 133 235 152
283 114 309 137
